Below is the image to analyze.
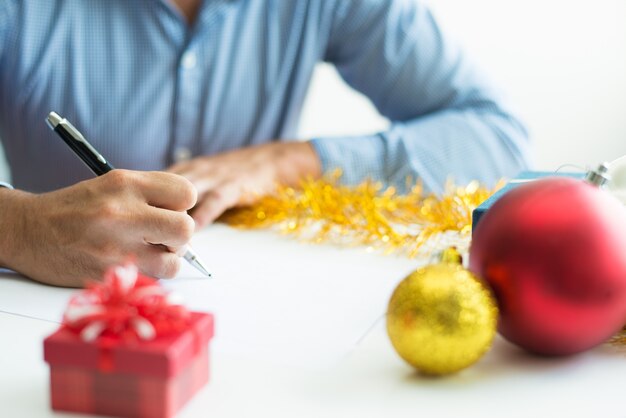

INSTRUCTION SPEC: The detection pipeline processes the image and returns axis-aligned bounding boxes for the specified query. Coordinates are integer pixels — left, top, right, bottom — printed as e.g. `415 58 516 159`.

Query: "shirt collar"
158 0 238 28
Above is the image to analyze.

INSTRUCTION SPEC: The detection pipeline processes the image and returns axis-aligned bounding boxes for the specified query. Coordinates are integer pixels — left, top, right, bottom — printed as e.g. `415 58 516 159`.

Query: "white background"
299 0 626 172
2 0 625 181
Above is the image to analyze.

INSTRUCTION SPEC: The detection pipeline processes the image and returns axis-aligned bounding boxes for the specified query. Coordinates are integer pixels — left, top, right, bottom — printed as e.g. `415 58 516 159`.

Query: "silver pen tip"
46 111 63 129
191 258 212 278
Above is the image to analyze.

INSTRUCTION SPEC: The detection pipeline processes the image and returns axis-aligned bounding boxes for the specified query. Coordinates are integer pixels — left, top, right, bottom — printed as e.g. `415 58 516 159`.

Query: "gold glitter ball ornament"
386 248 498 375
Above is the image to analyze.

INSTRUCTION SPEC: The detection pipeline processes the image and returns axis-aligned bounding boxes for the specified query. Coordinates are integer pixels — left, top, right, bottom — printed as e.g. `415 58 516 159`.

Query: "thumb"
190 184 240 230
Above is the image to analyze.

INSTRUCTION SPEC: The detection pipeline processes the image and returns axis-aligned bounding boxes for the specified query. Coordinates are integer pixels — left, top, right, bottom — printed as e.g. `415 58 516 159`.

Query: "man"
0 0 530 287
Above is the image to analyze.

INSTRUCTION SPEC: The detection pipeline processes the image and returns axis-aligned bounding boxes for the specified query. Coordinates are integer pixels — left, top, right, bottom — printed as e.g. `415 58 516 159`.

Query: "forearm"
311 105 531 194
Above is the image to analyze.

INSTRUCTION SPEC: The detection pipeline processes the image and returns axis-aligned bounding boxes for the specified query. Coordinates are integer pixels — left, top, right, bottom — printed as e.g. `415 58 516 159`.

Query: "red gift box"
43 264 214 418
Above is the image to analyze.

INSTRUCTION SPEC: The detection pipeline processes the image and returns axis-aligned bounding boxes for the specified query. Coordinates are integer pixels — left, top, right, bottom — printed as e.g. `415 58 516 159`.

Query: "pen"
46 111 212 278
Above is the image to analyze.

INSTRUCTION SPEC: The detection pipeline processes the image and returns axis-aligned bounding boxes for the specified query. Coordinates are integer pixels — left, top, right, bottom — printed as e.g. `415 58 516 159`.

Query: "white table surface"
1 226 626 418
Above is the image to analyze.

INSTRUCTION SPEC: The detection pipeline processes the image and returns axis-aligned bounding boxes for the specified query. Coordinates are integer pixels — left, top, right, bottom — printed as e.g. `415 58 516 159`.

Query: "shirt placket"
171 35 204 165
169 1 236 165
170 1 234 165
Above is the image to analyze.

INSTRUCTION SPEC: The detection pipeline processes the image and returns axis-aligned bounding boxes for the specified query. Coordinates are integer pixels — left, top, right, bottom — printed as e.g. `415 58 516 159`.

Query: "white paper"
0 225 421 367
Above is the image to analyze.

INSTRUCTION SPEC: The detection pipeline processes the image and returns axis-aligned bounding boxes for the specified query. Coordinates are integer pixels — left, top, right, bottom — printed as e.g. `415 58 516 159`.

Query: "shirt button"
174 147 192 163
181 51 197 70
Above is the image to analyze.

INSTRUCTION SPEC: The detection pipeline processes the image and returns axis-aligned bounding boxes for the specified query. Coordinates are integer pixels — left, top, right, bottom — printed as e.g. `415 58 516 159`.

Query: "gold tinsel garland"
220 171 500 258
610 328 626 346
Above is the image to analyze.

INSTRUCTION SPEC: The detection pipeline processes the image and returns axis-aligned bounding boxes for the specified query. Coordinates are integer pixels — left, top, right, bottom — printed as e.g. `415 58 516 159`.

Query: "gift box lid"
44 311 213 378
471 171 584 233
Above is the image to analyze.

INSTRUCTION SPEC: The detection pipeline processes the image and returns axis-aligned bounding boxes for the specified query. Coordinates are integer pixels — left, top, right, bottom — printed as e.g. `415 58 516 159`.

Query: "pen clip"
61 119 108 166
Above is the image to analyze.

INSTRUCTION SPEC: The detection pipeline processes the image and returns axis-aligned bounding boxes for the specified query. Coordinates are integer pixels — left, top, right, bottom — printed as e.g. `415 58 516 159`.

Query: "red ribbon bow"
63 263 190 342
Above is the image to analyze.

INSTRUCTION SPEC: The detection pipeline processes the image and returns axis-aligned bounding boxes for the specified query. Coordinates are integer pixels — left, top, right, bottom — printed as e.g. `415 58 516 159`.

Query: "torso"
0 0 330 192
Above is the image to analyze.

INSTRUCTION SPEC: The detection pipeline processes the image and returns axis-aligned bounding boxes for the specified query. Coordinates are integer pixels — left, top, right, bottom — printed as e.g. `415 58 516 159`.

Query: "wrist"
0 188 33 270
275 141 322 187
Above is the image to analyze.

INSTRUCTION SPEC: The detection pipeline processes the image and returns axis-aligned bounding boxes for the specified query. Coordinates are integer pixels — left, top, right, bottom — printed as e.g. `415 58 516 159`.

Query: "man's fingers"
103 170 198 211
142 172 197 211
166 160 194 175
166 164 221 196
139 208 196 248
191 184 241 230
136 245 181 279
189 176 222 196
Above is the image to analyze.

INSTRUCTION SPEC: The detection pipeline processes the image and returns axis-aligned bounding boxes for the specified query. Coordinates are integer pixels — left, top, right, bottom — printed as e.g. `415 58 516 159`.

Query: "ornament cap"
585 162 611 187
440 247 463 265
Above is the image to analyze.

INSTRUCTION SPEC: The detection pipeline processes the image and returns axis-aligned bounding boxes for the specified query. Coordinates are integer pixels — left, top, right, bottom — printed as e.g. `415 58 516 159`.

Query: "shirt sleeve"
0 4 5 61
0 1 10 63
311 0 532 194
0 1 15 64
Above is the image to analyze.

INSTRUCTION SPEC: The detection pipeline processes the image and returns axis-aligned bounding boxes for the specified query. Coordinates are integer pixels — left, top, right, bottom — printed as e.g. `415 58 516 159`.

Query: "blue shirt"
0 0 531 194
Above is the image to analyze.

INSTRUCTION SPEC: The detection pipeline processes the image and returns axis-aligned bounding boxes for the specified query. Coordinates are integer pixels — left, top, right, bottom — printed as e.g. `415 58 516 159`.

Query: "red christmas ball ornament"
470 172 626 355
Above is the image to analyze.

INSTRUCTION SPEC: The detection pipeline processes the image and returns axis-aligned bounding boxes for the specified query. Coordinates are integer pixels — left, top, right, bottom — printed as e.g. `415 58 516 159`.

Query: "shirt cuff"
0 181 13 189
310 134 387 186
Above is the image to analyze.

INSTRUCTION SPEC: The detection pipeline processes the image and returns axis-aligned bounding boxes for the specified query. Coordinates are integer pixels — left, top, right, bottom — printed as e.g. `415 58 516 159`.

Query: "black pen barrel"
54 125 114 176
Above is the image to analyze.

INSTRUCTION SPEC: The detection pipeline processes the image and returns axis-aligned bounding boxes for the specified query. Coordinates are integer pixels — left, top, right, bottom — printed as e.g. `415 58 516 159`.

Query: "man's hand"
0 170 197 287
167 142 321 229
